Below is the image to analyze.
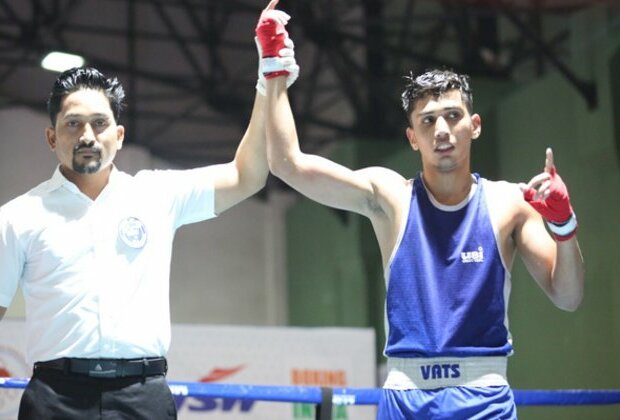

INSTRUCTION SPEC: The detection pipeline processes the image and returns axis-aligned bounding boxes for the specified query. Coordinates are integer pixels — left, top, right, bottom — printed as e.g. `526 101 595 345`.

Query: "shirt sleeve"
0 207 24 308
138 168 217 228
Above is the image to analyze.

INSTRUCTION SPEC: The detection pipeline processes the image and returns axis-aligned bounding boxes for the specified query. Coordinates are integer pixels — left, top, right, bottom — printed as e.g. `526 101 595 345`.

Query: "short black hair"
47 67 126 126
401 69 473 125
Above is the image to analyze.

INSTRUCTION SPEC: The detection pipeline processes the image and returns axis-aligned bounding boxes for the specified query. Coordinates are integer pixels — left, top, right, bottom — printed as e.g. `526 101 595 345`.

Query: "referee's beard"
72 151 102 174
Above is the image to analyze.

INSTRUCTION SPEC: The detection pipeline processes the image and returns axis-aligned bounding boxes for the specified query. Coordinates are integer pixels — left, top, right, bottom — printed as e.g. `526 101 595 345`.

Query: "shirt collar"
46 165 119 195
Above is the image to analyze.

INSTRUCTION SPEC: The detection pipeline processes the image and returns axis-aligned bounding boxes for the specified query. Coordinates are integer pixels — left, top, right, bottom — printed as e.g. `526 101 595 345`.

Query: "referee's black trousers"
18 368 177 419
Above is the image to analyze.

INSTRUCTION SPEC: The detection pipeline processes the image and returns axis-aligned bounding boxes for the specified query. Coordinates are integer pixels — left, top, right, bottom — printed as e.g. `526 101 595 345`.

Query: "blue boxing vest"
384 173 513 358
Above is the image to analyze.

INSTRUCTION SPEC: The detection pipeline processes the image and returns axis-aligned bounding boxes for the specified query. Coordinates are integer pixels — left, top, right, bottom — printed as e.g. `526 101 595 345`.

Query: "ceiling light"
41 51 85 73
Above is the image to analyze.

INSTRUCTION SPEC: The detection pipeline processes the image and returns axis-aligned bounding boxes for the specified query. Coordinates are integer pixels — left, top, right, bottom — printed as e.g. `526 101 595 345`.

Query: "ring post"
316 386 333 420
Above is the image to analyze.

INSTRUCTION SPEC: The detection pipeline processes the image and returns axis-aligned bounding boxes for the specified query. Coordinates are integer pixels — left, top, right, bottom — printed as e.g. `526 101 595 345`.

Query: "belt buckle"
87 360 119 378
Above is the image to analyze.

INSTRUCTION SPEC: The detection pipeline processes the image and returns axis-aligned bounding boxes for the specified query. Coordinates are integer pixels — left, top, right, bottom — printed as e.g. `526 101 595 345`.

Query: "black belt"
34 357 168 379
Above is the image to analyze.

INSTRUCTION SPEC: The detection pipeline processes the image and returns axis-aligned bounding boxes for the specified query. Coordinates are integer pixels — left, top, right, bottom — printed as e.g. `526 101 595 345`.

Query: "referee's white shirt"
0 166 216 366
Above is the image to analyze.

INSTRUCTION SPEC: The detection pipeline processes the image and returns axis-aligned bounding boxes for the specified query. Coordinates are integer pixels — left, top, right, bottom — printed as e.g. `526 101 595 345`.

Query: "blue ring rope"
1 378 618 406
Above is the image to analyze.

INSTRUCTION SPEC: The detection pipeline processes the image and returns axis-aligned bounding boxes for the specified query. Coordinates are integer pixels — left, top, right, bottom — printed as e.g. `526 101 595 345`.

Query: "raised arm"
203 91 269 215
517 148 584 311
267 77 388 216
203 1 301 215
259 4 402 218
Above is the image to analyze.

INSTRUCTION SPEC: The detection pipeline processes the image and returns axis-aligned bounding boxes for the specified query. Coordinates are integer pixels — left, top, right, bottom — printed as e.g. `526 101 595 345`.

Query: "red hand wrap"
523 167 573 224
523 168 577 241
255 14 289 79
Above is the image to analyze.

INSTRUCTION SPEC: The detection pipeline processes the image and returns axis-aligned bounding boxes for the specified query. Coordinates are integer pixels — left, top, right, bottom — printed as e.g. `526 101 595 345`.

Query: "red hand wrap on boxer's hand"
523 167 573 223
255 15 288 79
523 168 577 241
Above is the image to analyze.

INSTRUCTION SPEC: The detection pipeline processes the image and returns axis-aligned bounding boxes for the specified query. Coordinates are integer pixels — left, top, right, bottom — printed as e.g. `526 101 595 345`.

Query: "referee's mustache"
73 141 101 154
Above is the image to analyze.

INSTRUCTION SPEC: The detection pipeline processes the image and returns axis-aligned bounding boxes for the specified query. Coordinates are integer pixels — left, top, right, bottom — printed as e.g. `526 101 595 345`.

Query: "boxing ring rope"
2 378 619 418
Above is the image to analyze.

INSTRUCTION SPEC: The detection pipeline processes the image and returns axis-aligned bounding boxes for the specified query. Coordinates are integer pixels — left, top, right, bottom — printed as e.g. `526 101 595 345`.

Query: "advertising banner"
0 320 376 419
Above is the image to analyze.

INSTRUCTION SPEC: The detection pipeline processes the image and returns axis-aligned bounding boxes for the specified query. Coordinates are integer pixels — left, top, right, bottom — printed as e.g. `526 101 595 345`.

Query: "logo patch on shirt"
118 216 147 249
461 246 484 263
